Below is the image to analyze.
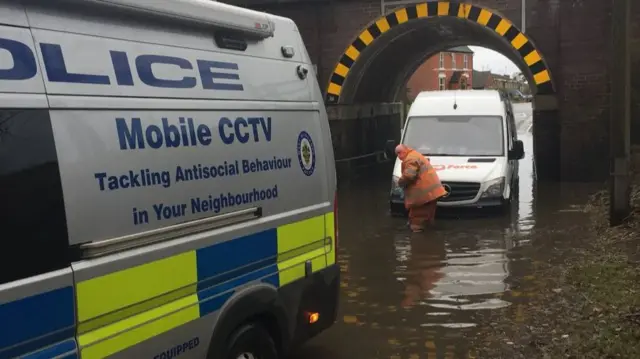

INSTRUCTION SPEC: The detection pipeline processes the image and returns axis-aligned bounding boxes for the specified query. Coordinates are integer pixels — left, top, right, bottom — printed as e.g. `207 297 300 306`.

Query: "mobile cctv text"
116 116 272 149
94 116 290 191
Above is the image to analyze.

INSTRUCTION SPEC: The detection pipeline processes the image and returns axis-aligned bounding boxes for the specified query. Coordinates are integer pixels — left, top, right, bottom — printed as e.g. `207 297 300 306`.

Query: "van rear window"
0 109 70 285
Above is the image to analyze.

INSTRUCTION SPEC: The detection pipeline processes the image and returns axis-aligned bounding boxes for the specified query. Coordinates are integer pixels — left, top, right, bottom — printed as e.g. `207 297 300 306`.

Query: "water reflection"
291 104 600 359
394 229 511 319
393 116 535 328
516 132 535 234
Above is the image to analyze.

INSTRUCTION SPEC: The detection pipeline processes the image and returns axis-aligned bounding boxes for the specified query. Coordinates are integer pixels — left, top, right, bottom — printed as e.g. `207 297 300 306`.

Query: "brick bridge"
226 0 636 182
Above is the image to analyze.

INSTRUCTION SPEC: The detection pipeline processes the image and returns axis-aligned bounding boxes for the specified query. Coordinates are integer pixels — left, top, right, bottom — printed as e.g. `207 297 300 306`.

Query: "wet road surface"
291 103 600 359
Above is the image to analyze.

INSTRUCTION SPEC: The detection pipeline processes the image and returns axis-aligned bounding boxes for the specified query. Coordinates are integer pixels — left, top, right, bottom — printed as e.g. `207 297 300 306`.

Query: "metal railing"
334 150 391 180
334 150 389 164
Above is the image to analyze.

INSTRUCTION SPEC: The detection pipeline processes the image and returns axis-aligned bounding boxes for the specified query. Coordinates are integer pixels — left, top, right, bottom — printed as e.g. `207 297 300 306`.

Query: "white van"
389 90 524 215
0 1 338 358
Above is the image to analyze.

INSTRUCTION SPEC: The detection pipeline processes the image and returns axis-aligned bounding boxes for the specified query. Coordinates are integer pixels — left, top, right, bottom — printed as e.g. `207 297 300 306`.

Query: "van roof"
408 90 505 117
79 0 276 38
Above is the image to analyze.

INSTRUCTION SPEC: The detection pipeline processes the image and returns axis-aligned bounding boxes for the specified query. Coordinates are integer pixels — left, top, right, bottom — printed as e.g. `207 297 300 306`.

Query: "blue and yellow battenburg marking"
76 212 334 358
0 212 335 359
0 287 77 358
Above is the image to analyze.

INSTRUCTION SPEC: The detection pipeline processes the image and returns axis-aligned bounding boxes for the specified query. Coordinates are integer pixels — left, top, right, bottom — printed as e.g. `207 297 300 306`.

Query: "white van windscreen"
402 116 504 156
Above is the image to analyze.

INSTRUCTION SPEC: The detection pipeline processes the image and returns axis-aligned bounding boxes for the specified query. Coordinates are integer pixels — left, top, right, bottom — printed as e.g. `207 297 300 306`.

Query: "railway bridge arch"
228 0 621 181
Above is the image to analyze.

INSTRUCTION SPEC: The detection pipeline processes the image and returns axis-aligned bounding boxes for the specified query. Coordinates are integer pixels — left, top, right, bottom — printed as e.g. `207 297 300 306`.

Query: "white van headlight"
391 176 403 195
481 177 505 198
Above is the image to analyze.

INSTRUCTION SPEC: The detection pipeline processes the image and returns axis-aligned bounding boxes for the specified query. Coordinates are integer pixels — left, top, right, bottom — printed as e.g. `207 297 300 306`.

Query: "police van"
389 90 524 215
0 1 338 358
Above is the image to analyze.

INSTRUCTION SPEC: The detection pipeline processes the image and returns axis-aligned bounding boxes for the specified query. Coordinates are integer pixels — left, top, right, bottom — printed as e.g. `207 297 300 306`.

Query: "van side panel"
0 270 77 359
0 26 45 94
30 28 310 104
0 1 338 357
23 2 302 65
57 104 330 357
292 21 337 267
0 107 76 357
50 108 327 244
0 1 28 27
0 22 78 358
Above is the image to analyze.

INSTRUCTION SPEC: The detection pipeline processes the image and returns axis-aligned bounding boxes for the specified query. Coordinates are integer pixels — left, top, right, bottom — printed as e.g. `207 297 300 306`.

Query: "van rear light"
333 192 338 251
306 311 320 324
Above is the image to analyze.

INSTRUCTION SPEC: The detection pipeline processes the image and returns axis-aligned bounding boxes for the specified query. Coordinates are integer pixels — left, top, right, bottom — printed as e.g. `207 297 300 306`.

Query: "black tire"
389 202 407 217
223 323 278 359
499 190 513 215
389 205 399 217
497 199 506 214
501 181 520 216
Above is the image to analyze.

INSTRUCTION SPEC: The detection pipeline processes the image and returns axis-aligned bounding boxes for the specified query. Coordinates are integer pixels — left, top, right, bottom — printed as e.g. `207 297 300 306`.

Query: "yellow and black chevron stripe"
326 1 554 104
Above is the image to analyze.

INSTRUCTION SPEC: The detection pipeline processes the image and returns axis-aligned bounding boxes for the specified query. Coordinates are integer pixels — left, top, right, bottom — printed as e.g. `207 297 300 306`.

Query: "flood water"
291 103 601 359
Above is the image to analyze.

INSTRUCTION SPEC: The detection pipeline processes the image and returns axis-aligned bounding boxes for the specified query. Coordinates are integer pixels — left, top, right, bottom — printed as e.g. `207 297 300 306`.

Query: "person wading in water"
395 144 448 232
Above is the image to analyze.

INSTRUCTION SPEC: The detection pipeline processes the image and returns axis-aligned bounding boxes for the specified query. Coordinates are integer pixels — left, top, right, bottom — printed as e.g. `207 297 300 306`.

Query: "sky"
468 46 520 76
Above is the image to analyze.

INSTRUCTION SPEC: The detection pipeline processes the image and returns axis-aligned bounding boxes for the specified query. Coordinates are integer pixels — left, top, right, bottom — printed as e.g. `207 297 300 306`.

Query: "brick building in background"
405 46 474 100
471 70 494 89
473 70 529 94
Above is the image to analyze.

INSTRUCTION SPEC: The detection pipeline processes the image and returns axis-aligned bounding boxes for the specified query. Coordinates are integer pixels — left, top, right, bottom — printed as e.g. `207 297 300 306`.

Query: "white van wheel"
500 193 513 215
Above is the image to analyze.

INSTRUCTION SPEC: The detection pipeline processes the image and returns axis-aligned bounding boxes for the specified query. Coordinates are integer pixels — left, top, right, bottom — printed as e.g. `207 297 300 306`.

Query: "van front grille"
440 181 480 202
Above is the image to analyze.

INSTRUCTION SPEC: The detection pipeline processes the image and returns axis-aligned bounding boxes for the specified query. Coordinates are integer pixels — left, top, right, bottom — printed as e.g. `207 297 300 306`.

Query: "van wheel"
499 201 509 215
500 194 513 215
389 203 407 217
224 323 278 359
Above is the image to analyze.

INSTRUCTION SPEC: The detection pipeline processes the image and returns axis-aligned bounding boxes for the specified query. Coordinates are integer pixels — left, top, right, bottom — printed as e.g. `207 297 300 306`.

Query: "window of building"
439 53 444 68
463 54 468 69
451 53 456 69
438 77 446 90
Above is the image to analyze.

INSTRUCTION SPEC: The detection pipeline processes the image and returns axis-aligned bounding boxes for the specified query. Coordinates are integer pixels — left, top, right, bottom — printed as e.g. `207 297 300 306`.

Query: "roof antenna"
453 90 458 110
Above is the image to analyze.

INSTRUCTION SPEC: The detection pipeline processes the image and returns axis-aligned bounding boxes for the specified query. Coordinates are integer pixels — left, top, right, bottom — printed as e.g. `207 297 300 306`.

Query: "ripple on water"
427 312 452 316
391 223 514 334
420 323 477 329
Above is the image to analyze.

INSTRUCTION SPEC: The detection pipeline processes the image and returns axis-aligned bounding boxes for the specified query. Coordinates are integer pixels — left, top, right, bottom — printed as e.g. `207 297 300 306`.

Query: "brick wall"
555 0 611 181
485 74 496 88
406 50 474 99
631 0 640 145
406 56 439 97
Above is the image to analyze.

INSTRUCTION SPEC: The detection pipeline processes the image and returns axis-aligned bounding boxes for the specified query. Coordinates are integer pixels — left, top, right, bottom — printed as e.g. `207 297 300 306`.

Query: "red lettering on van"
433 164 478 171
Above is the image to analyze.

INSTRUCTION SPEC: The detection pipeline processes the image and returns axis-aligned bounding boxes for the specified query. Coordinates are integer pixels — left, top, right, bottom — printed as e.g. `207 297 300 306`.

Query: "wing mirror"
384 139 397 158
509 140 525 160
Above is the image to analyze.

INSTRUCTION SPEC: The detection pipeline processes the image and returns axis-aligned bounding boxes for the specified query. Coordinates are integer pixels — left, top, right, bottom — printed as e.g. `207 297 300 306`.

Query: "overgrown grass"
541 183 640 358
557 262 640 357
473 180 640 358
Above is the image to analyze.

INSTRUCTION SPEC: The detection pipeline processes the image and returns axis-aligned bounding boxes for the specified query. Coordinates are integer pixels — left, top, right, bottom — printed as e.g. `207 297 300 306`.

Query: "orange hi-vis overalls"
398 147 447 231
